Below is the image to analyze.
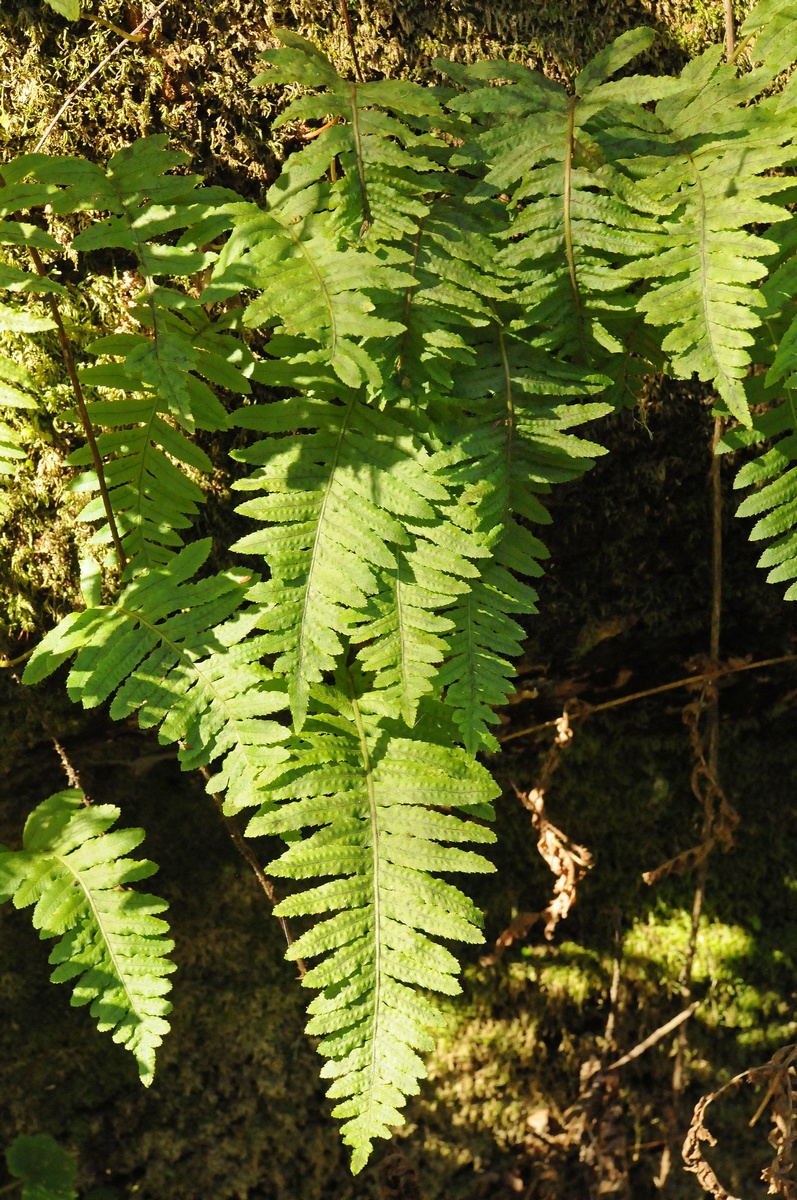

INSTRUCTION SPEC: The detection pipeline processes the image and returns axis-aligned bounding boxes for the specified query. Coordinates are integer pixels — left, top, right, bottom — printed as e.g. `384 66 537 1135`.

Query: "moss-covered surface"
3 1 797 1198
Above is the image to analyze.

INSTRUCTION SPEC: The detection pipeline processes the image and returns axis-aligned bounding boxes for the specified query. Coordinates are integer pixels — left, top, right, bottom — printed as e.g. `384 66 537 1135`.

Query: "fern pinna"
5 0 797 1172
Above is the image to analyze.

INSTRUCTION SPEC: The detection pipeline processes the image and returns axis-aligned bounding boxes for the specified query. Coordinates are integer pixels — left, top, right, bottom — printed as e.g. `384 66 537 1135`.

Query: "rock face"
2 4 796 1199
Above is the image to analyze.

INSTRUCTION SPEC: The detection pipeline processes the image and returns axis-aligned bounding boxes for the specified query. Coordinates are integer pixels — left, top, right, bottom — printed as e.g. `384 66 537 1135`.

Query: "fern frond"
433 326 610 750
207 195 412 389
443 31 665 382
0 789 174 1084
22 540 291 813
229 388 487 728
612 44 796 425
254 32 454 246
5 139 247 574
246 679 498 1172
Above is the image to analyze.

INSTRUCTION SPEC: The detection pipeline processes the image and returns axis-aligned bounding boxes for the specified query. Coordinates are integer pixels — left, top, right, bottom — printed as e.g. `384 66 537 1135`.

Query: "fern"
0 193 61 482
5 139 249 573
229 386 486 729
244 680 498 1173
0 789 174 1084
608 41 797 425
433 334 610 750
207 196 412 388
23 540 291 814
444 30 668 389
13 1 797 1174
253 32 453 246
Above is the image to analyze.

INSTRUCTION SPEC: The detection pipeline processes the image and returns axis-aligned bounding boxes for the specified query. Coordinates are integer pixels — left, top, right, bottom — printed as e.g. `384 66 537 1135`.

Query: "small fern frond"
433 326 610 750
246 679 498 1172
208 196 412 389
6 139 247 574
254 32 453 245
0 351 39 480
444 31 664 378
22 540 291 813
0 789 174 1085
615 44 796 425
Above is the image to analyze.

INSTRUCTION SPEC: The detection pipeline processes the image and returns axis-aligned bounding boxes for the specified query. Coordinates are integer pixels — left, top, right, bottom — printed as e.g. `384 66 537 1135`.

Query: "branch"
605 1002 700 1072
499 653 797 743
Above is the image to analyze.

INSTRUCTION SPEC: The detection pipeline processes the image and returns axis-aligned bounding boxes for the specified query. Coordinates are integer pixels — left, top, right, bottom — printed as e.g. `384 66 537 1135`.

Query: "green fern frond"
207 194 413 389
613 44 796 425
22 540 291 813
229 389 485 728
443 31 664 378
254 32 454 245
0 789 174 1085
246 678 498 1172
0 350 39 479
433 327 610 750
5 140 247 574
740 0 797 77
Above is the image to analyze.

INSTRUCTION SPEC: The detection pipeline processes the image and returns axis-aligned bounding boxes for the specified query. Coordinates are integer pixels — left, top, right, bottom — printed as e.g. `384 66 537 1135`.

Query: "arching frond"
0 789 174 1085
23 540 291 814
246 680 498 1173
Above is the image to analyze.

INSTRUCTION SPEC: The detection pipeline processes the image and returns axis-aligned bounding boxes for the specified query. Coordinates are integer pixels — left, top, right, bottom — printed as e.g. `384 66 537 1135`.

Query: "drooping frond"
0 789 174 1085
433 327 610 750
23 540 291 814
229 386 486 728
4 139 248 573
245 680 498 1173
443 30 667 389
254 32 453 246
611 42 796 425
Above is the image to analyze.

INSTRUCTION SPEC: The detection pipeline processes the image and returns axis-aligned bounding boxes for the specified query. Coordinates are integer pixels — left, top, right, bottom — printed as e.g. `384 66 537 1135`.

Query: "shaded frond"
0 789 174 1085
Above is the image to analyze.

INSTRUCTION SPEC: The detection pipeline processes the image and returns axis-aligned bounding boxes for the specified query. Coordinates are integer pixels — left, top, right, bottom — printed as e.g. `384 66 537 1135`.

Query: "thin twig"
338 0 364 83
33 0 170 155
0 648 33 668
606 1002 700 1073
52 738 90 801
196 764 306 977
498 653 797 743
27 246 128 571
